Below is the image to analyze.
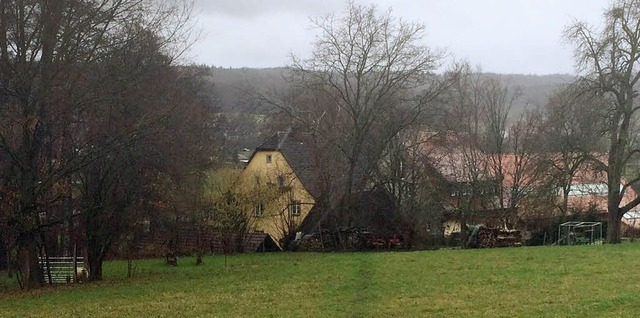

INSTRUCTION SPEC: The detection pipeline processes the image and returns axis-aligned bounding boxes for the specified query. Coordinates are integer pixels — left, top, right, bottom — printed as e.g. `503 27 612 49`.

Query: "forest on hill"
206 67 575 118
203 67 576 152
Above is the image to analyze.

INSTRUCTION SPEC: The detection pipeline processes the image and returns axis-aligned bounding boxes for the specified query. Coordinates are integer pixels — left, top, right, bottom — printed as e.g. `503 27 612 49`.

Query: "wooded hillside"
206 67 574 118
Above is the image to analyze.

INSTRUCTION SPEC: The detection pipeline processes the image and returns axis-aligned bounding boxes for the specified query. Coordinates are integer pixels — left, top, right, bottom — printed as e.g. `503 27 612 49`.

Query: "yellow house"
243 129 318 245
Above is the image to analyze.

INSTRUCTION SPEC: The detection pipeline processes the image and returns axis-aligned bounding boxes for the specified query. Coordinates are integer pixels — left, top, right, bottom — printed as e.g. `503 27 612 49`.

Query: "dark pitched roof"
251 128 321 198
297 189 397 235
244 232 281 252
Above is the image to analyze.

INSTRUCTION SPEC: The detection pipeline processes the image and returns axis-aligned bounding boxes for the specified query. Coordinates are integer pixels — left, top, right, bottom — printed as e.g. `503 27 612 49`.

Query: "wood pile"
295 228 402 252
296 232 327 252
472 226 522 248
296 229 364 252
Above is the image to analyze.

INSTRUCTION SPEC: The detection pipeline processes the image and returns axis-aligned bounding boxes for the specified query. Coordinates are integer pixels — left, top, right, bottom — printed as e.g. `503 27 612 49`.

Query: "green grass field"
1 244 640 317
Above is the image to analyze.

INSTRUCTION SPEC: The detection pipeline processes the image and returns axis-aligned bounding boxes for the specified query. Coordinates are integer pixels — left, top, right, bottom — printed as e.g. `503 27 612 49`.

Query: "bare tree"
268 2 450 231
0 0 196 288
481 77 520 225
373 129 450 248
440 66 508 240
541 85 607 216
204 169 278 254
565 0 640 243
498 112 555 228
440 65 553 239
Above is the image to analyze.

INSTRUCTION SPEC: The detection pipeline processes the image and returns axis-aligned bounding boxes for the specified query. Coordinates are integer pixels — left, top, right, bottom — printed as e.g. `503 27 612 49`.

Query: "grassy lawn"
1 244 640 317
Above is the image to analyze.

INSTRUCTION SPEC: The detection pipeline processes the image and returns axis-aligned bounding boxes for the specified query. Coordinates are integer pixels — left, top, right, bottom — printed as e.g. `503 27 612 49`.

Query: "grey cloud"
190 0 610 74
193 0 344 18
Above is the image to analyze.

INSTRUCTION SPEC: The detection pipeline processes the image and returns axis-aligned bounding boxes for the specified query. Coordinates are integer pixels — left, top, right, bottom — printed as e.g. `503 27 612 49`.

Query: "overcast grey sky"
189 0 608 75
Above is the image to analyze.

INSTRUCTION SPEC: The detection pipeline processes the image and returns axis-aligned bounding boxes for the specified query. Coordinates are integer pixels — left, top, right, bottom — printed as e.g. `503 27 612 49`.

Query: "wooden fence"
38 255 84 284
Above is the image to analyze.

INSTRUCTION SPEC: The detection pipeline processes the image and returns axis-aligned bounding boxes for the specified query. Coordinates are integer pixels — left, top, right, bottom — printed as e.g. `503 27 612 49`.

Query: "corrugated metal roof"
624 211 640 219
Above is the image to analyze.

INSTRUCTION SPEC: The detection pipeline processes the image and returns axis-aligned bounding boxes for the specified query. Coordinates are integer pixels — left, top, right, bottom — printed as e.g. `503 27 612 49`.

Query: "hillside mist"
205 67 574 118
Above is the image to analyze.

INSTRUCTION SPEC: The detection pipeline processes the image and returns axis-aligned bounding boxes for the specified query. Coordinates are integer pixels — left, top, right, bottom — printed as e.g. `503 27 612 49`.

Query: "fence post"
40 244 53 285
73 243 78 284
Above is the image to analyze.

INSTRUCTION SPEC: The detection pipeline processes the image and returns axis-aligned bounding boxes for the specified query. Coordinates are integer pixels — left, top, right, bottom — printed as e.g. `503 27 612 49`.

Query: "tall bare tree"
542 85 607 216
373 129 450 248
441 67 515 237
277 2 449 228
498 111 554 228
565 0 640 243
441 65 553 237
0 0 195 288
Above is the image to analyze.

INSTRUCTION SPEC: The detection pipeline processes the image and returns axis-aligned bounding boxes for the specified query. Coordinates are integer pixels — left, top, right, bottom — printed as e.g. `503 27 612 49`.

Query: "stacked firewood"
296 235 326 252
296 229 336 252
295 228 402 252
475 227 522 248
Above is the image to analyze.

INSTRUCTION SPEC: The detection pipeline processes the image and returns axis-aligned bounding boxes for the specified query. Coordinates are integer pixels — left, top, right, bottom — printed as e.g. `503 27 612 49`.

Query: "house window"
266 154 272 164
289 200 301 216
254 203 264 217
277 175 286 188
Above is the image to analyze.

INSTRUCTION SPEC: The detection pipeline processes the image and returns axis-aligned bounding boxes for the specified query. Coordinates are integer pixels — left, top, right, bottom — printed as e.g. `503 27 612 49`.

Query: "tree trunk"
459 219 469 248
0 232 6 271
19 238 43 289
607 211 622 244
88 254 104 281
196 226 203 266
87 230 109 281
561 185 570 217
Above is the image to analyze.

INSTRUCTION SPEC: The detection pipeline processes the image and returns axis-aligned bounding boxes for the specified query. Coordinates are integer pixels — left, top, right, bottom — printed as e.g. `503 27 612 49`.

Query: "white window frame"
254 203 264 217
289 200 301 216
